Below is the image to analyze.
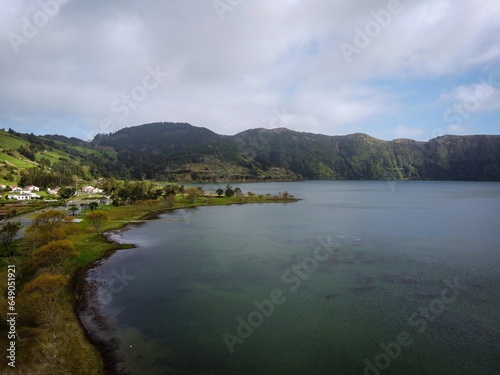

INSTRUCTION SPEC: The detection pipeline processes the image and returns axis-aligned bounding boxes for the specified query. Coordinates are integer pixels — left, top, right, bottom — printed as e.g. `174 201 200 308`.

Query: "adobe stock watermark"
98 65 169 134
7 0 70 54
340 0 404 63
443 67 500 127
179 207 200 225
213 0 243 22
222 236 338 354
363 278 466 375
97 267 135 305
270 107 295 129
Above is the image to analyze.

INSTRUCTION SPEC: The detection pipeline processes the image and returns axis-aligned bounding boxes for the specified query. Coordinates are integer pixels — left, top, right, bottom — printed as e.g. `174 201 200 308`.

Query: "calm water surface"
81 181 500 374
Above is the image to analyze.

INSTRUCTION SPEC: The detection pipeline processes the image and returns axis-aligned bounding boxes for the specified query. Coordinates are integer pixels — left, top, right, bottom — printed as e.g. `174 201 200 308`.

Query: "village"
0 184 104 201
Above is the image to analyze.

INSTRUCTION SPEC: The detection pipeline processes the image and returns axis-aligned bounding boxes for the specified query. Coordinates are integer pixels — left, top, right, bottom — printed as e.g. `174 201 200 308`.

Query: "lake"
80 181 500 374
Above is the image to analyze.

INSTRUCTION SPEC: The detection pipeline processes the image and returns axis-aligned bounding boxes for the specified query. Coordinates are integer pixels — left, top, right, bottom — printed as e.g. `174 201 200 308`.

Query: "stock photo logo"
213 0 244 22
270 107 295 128
96 267 136 305
442 68 500 127
363 278 466 375
340 0 404 63
7 0 71 54
222 236 338 354
98 65 169 134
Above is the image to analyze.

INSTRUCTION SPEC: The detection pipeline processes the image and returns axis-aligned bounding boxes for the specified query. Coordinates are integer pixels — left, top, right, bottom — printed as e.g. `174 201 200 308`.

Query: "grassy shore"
0 193 297 374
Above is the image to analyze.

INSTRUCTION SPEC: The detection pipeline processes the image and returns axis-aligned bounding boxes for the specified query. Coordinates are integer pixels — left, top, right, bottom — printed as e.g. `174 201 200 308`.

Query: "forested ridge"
93 123 500 181
2 123 500 183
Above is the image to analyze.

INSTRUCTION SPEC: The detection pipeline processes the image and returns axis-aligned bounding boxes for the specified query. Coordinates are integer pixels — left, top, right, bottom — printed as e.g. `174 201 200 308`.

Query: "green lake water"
80 181 500 374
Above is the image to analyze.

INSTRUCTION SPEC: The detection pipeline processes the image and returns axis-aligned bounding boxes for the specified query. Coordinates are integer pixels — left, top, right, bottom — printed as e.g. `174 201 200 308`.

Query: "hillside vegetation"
95 123 500 181
1 123 500 184
0 129 127 186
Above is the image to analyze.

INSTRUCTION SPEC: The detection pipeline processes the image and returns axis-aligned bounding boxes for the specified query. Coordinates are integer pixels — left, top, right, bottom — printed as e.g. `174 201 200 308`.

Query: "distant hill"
1 123 499 185
234 128 500 180
94 123 500 181
91 122 299 181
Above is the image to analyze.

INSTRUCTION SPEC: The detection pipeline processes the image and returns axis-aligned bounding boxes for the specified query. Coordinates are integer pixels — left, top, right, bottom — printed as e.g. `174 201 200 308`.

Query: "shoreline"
73 198 299 374
74 230 136 375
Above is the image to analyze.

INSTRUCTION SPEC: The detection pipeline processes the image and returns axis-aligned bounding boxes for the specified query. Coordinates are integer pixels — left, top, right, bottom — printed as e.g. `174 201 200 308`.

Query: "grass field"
35 148 69 163
0 130 106 186
0 131 29 150
0 151 37 169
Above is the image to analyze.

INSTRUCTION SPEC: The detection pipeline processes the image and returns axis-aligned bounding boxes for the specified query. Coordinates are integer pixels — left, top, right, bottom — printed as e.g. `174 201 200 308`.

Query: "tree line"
0 207 108 373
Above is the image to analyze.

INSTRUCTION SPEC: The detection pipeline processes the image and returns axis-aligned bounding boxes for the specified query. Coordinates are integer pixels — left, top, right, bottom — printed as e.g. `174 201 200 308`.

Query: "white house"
9 186 22 192
81 186 103 194
8 193 32 201
47 187 60 195
25 185 40 192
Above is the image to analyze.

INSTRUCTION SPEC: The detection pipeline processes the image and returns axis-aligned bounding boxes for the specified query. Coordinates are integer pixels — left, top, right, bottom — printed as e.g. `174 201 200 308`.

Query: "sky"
1 0 499 141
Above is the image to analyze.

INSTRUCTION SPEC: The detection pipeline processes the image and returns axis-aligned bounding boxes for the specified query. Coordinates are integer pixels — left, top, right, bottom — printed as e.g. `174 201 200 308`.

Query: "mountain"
91 122 299 181
234 128 500 180
94 123 500 181
1 123 500 185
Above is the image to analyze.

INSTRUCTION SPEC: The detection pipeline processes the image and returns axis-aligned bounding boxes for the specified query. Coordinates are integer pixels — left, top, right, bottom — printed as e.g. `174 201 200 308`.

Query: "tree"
68 205 79 216
164 194 176 208
99 177 118 194
186 187 203 203
85 211 108 234
111 180 157 203
235 189 245 202
163 184 181 198
24 210 69 251
0 222 20 256
28 240 79 274
21 273 67 367
59 187 75 199
225 184 234 198
216 188 224 197
88 202 99 211
22 273 66 326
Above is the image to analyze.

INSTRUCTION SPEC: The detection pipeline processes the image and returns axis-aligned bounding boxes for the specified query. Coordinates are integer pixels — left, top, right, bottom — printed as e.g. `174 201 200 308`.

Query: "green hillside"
92 122 299 182
88 123 500 181
234 128 500 180
1 123 500 185
0 129 125 186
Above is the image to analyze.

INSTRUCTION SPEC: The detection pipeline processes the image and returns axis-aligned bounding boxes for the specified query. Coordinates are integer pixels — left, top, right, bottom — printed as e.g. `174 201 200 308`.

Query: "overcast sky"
1 0 499 141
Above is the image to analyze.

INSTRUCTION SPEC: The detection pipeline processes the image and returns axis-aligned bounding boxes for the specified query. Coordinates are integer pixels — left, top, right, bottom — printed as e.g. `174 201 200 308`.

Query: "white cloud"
0 0 499 139
440 81 500 113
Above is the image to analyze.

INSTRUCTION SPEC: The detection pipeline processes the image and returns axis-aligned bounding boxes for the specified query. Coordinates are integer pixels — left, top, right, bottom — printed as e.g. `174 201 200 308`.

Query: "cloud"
439 81 500 113
0 0 499 140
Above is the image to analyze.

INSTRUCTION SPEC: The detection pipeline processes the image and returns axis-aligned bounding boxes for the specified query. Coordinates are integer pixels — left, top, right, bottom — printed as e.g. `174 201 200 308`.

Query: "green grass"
0 130 29 149
0 150 36 169
36 149 66 163
70 145 117 157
